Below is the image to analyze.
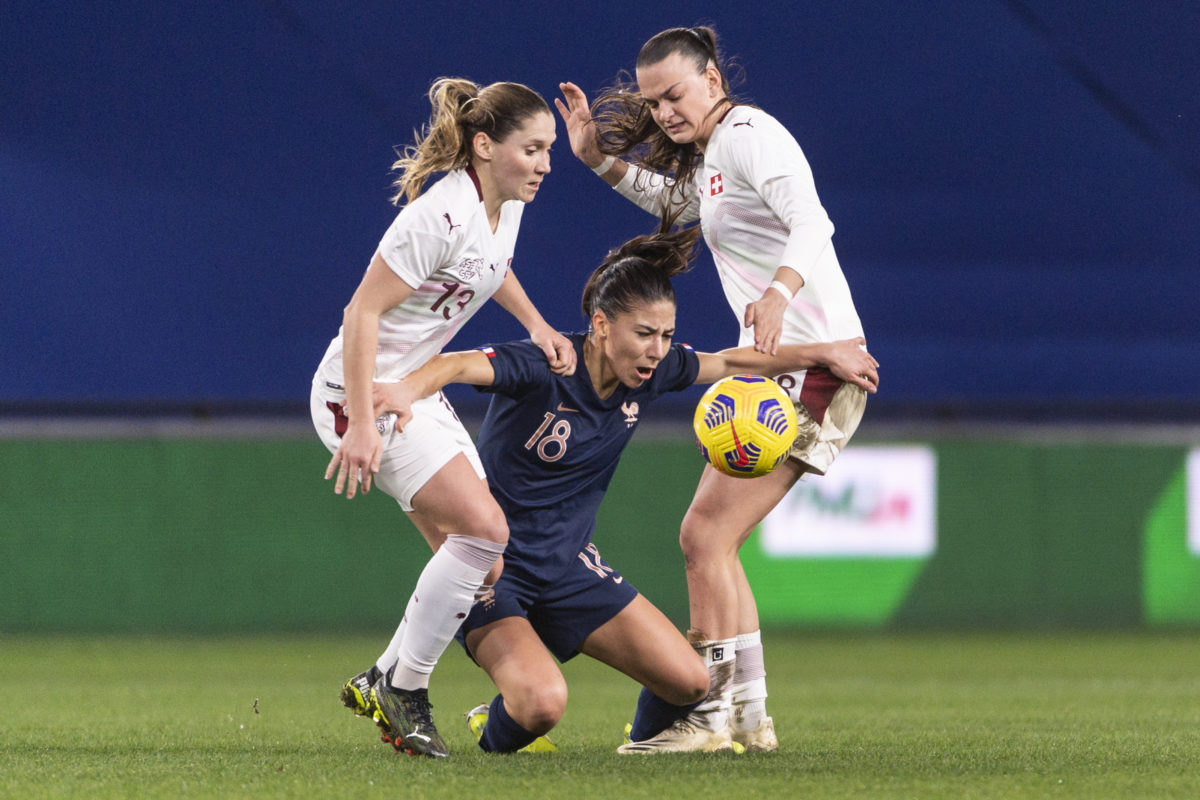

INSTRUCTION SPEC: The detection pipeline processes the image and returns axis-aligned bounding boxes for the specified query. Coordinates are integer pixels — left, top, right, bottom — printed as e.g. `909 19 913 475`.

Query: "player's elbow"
340 295 378 330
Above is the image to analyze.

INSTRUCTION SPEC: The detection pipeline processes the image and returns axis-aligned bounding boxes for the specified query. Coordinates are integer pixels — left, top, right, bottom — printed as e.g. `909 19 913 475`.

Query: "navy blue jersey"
474 333 699 582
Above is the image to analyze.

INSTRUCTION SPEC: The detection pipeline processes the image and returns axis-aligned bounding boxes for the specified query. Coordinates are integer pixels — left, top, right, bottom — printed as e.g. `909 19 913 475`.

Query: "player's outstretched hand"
324 421 382 499
555 82 605 169
824 337 880 393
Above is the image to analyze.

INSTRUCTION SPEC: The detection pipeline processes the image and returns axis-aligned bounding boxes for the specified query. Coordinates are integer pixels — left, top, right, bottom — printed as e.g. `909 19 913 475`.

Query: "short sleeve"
650 343 701 396
473 340 552 398
376 207 454 290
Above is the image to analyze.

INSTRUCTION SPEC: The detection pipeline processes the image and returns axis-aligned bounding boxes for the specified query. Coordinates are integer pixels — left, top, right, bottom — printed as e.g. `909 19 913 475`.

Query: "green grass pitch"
3 632 1199 799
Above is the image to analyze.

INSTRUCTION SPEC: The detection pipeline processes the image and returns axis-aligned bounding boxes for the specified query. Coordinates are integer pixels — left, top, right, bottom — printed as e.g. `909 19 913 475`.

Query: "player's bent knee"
680 536 730 571
656 662 710 706
467 506 509 545
679 510 707 543
660 679 708 706
522 701 565 736
684 664 711 704
511 683 567 735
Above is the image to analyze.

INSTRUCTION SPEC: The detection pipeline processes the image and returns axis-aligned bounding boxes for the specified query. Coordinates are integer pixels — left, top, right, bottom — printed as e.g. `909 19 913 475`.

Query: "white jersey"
612 105 863 348
315 167 522 397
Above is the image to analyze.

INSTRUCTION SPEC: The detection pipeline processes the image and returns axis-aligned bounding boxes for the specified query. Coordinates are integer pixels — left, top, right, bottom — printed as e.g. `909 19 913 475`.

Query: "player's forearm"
611 164 700 223
340 305 382 423
404 350 495 399
768 266 805 296
493 271 549 333
592 155 630 187
772 342 836 373
701 342 828 381
402 354 461 400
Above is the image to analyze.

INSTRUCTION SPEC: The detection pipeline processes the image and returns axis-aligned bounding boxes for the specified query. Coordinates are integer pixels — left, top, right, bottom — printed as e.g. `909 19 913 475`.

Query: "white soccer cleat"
732 716 778 752
616 717 739 754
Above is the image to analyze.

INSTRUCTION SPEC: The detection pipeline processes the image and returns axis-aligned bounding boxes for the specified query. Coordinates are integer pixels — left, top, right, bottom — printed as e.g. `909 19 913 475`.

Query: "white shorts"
309 380 485 512
775 367 867 476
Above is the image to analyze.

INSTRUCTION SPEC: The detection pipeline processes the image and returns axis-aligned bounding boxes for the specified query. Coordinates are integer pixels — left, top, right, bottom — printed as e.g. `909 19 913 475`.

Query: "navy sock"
629 686 702 741
478 694 539 753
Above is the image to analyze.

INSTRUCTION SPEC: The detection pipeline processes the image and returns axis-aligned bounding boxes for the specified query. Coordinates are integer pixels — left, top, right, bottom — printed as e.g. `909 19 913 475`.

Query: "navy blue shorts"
456 542 639 663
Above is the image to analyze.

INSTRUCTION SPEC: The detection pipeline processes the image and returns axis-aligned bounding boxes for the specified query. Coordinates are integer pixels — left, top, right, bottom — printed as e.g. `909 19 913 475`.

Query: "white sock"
375 617 407 675
372 585 494 681
376 586 494 675
688 635 738 732
732 630 768 731
389 534 505 691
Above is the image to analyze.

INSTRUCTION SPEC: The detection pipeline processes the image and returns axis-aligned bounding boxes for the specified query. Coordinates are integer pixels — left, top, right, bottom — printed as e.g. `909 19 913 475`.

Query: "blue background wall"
3 1 1198 415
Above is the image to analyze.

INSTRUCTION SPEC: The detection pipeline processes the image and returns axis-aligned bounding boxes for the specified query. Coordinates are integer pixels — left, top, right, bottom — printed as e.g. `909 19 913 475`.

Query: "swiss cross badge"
710 173 724 196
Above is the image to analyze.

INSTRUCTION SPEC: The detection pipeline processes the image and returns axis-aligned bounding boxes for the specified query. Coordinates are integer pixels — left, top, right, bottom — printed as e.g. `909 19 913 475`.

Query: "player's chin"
663 124 693 143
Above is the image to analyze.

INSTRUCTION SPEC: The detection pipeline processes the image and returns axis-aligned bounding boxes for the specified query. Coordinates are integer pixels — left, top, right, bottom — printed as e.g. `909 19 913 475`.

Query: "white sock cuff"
735 629 762 651
442 533 506 573
733 676 768 704
692 636 738 669
734 637 765 684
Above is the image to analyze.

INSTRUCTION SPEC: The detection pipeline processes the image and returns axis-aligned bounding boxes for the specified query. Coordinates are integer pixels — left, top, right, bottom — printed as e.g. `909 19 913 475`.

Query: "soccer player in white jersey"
311 77 574 758
555 26 870 751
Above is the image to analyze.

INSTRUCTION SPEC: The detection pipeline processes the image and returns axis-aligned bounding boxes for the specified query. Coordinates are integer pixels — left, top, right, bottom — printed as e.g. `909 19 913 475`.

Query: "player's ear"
591 311 609 339
472 131 493 162
705 62 721 97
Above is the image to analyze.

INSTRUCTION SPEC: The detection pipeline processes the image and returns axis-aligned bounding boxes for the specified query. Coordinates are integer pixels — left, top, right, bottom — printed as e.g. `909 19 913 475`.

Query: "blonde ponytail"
390 78 551 206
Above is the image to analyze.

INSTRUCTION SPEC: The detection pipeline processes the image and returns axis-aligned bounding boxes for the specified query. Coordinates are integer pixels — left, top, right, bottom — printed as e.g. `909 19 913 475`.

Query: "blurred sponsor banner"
760 446 937 557
743 446 937 626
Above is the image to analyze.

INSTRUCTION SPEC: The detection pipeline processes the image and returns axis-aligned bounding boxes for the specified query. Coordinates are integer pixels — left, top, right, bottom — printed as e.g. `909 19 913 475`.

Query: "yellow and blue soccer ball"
693 375 798 478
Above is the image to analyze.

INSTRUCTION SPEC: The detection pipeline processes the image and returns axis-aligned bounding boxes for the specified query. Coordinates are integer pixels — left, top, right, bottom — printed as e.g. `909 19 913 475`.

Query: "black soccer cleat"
368 674 450 758
340 665 382 717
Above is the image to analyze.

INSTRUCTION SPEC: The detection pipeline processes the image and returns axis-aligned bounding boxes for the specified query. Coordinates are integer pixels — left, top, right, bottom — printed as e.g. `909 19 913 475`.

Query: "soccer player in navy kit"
366 228 878 753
